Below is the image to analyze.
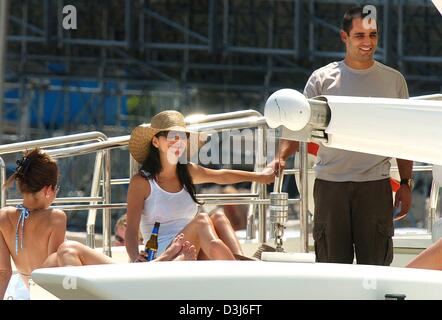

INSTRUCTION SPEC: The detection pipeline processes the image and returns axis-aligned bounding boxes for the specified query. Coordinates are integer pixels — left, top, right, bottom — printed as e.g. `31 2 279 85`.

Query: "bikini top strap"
139 170 152 180
15 204 31 255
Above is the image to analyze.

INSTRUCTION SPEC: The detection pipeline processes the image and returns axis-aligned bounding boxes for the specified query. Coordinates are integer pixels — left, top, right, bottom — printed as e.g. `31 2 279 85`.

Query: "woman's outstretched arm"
188 163 275 185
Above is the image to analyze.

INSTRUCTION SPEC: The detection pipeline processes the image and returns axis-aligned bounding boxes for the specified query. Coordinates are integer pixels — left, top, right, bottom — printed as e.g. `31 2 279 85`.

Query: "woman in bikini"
0 148 196 299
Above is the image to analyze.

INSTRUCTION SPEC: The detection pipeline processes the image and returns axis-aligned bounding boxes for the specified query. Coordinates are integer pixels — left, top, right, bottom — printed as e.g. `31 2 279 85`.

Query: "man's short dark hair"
342 5 376 35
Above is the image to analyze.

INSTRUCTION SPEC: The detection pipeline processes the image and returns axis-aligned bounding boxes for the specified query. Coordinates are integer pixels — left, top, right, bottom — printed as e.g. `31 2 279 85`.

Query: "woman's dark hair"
140 131 202 205
3 148 58 194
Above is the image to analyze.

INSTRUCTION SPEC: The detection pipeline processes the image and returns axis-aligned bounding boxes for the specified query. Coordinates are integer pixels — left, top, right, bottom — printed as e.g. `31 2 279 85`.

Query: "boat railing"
0 110 303 256
0 132 110 253
0 108 440 257
410 94 442 101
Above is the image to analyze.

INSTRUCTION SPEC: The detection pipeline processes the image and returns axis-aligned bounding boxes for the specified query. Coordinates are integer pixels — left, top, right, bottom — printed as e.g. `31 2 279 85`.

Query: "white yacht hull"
31 261 442 300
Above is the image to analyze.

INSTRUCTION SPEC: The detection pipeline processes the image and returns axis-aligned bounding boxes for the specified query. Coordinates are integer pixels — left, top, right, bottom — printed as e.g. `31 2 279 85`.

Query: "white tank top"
139 172 198 255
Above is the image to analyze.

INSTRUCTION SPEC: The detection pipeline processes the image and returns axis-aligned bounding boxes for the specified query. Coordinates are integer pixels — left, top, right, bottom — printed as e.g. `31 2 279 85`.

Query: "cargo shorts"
313 178 394 266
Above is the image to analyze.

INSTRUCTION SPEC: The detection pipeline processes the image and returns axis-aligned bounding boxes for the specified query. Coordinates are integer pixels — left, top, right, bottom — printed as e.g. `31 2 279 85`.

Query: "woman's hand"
133 250 148 263
266 158 286 177
257 167 276 184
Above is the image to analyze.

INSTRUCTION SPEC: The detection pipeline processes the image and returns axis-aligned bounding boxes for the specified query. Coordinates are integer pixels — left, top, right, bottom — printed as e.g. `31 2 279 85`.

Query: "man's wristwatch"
400 178 414 190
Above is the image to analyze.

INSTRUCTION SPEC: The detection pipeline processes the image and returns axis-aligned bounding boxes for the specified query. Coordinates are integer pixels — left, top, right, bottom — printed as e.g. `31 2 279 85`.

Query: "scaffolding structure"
0 0 441 143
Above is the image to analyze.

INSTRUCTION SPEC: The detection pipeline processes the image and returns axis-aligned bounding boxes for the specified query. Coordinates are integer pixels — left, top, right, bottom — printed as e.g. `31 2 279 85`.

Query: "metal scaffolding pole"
1 0 440 137
0 0 9 144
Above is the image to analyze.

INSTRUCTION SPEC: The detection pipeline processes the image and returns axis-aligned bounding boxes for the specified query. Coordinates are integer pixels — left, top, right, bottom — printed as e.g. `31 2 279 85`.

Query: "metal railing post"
0 0 9 144
428 180 440 233
246 181 257 240
130 154 139 177
102 149 112 256
270 137 284 240
257 126 268 244
299 142 309 253
0 157 6 207
86 150 104 248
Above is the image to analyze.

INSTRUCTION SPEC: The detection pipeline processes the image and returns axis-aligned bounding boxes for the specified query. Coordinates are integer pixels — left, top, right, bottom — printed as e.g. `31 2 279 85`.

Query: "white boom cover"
322 96 442 165
433 0 442 15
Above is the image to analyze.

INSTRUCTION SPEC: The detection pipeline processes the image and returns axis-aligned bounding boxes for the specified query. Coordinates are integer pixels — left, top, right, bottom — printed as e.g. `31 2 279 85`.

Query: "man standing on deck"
267 6 413 265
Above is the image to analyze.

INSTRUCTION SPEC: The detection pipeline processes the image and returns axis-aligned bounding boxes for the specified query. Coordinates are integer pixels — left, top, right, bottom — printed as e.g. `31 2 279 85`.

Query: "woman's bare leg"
179 212 235 260
40 252 60 268
210 210 244 255
173 241 197 261
406 238 442 270
57 241 116 266
155 233 186 261
57 234 191 266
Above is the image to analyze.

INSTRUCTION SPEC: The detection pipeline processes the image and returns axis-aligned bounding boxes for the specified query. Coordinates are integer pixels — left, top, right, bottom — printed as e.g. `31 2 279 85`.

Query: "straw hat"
129 110 193 164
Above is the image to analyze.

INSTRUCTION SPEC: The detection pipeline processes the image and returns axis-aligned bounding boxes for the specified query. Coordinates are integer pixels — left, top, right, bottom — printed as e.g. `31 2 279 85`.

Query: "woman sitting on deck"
125 110 275 263
0 148 196 299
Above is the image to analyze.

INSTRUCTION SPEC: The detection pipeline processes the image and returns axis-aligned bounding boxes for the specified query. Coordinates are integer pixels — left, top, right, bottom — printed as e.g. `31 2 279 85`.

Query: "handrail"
410 94 442 101
48 198 300 211
6 197 103 205
0 131 107 155
0 131 109 252
282 165 434 175
45 136 128 158
41 118 267 159
106 165 434 187
185 110 263 124
187 116 266 132
32 110 267 256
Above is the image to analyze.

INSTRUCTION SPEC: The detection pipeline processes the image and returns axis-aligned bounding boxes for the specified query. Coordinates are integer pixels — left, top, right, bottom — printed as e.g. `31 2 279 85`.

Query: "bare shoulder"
129 173 151 197
48 209 67 226
0 206 17 221
131 172 149 183
130 173 150 189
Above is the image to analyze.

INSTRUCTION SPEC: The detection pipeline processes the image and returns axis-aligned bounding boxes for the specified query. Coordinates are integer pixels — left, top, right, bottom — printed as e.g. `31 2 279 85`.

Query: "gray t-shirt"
303 60 409 182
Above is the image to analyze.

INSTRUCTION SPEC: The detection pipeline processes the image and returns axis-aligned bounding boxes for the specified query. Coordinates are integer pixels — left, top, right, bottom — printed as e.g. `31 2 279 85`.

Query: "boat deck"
7 227 432 300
